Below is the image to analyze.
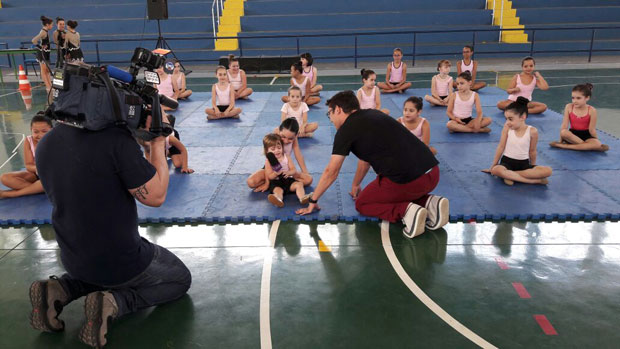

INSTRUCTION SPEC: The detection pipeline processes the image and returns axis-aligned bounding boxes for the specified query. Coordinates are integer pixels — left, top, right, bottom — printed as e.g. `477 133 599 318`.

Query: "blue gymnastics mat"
2 87 620 225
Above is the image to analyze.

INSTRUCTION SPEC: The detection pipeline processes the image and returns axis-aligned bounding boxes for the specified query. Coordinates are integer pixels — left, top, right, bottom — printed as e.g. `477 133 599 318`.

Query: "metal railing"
211 0 223 45
19 26 620 67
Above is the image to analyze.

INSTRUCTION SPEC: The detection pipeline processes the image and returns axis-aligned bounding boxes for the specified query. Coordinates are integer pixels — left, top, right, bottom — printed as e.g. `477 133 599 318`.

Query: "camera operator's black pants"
57 244 191 317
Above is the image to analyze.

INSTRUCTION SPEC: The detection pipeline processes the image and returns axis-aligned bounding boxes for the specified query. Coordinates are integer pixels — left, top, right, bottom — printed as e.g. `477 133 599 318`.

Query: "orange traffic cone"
18 65 33 110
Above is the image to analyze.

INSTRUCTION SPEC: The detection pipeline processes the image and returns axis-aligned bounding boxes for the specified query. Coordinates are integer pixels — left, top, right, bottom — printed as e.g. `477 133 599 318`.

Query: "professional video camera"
47 47 178 140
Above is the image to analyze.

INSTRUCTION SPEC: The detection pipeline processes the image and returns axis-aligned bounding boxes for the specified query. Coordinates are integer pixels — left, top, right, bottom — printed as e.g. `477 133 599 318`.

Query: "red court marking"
534 315 558 335
512 282 532 298
495 257 510 270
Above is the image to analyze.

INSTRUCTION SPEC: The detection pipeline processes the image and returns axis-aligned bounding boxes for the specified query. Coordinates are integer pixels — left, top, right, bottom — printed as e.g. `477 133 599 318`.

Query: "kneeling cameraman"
29 54 191 348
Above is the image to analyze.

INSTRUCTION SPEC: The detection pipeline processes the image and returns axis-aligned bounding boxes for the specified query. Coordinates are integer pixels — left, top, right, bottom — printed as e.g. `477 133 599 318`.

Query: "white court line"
0 132 26 170
0 152 18 170
260 220 280 349
380 220 497 349
269 76 278 85
0 91 20 98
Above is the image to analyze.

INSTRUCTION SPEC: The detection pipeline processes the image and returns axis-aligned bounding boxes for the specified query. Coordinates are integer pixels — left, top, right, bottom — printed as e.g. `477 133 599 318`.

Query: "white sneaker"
425 195 449 230
402 203 428 238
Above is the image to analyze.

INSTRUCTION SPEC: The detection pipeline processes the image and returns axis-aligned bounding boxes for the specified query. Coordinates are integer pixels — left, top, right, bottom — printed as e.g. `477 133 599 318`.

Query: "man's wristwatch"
309 196 318 204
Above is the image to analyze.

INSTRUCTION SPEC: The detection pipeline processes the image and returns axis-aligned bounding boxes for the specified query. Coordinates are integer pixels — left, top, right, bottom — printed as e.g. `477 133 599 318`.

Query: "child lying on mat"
0 113 52 199
484 97 552 185
263 133 313 208
248 118 313 192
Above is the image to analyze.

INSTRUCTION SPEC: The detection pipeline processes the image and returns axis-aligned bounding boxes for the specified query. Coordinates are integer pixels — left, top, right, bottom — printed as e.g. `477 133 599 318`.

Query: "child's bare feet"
539 178 549 185
268 194 284 208
479 127 491 133
600 144 610 152
503 179 514 186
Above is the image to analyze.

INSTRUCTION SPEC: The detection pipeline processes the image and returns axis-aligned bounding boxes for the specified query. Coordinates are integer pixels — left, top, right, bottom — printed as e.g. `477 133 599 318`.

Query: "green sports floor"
1 69 620 348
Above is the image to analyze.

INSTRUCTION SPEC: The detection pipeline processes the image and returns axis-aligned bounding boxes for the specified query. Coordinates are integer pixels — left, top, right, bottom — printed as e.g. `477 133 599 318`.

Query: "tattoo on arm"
133 185 149 200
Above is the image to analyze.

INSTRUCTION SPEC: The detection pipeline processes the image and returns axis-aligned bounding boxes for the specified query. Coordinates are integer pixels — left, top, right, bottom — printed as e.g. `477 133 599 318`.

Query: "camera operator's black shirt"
332 109 438 183
37 124 156 286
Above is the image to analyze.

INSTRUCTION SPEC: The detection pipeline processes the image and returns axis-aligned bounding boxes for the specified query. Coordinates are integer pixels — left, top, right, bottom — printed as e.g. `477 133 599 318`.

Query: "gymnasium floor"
1 69 620 348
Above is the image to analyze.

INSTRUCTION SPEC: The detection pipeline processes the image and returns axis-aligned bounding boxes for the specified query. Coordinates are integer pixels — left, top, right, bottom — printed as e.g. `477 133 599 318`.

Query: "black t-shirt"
36 124 156 286
332 109 439 183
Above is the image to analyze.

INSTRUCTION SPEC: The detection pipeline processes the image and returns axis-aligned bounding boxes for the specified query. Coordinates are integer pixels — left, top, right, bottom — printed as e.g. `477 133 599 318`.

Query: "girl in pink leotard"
425 59 454 107
377 48 412 93
356 69 389 115
0 114 52 199
398 96 436 155
497 57 549 114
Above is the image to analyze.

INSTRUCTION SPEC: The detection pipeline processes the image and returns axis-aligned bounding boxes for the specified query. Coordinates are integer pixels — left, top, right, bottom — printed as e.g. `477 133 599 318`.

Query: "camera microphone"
106 65 134 84
266 152 283 175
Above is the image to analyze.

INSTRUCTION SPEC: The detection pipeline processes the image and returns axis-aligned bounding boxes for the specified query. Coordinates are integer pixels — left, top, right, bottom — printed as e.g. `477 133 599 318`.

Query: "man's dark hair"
326 90 360 114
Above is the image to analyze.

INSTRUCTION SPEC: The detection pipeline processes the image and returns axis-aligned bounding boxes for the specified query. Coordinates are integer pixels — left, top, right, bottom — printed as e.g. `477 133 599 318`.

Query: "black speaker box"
148 0 168 20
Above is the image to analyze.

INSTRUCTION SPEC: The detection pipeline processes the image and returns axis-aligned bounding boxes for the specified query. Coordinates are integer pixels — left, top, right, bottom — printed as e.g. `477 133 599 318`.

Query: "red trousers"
355 165 440 222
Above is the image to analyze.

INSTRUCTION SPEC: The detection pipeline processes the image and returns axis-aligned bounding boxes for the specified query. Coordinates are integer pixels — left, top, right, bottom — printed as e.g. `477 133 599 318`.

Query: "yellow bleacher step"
215 38 238 51
220 16 240 25
219 23 241 32
214 0 246 51
501 32 528 43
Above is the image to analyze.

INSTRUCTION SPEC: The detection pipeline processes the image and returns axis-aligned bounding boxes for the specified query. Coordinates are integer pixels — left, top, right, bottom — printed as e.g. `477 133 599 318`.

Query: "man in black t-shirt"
296 90 450 237
30 124 191 347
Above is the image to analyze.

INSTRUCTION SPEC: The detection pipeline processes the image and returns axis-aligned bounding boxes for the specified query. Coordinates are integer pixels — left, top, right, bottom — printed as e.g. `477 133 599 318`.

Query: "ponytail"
360 69 375 80
40 16 53 26
458 71 472 81
572 83 593 98
506 96 529 117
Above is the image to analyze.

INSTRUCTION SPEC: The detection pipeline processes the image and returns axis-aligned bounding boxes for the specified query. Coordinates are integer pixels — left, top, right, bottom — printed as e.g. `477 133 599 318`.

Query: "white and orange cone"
18 65 32 110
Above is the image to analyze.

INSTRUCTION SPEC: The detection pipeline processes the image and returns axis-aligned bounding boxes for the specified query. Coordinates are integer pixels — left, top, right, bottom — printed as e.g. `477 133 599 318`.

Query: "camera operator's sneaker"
29 276 69 332
402 203 427 238
79 291 118 348
425 195 450 230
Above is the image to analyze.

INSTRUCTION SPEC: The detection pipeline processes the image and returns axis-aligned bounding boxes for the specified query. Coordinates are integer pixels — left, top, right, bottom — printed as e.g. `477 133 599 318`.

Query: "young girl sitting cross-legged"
550 83 609 152
484 97 552 186
446 71 492 133
0 113 52 199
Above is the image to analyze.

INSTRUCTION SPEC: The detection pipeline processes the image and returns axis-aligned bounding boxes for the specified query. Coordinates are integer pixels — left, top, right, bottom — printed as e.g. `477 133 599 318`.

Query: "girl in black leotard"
31 15 53 91
65 20 84 63
53 17 66 68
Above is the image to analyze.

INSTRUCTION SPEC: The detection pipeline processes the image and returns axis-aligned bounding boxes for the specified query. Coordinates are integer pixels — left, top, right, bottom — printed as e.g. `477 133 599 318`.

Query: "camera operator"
30 111 192 347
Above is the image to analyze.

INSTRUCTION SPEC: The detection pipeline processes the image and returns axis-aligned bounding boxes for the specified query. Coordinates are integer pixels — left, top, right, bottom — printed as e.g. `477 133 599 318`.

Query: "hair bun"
360 69 366 76
40 15 46 20
585 82 594 91
515 96 529 106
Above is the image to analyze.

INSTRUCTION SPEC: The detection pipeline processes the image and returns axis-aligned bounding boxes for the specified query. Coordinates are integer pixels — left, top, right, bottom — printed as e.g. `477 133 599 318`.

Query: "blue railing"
20 26 620 67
